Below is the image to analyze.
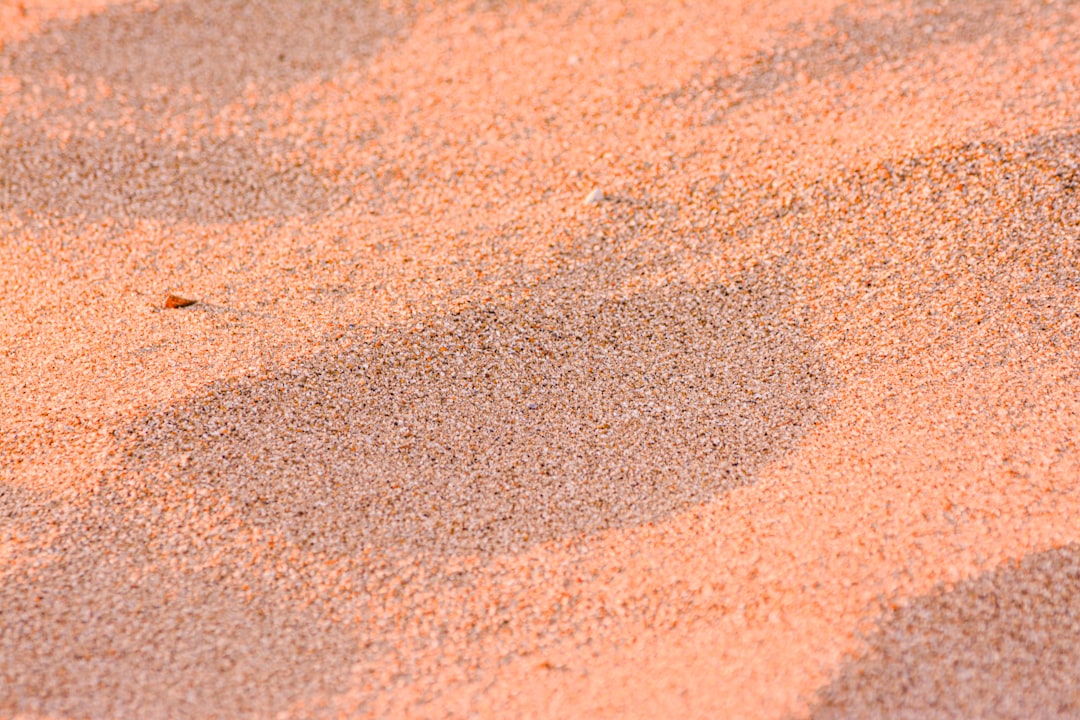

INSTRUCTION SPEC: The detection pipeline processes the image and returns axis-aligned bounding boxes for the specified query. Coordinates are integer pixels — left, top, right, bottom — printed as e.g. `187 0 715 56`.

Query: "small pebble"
583 188 604 205
164 294 197 309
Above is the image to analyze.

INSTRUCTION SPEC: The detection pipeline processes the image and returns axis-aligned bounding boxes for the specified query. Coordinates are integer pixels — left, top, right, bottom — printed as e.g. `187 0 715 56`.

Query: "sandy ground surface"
2 0 1079 717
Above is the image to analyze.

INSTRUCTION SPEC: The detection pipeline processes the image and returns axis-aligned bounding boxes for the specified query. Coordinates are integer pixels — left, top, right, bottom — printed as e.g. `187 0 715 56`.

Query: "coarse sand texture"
2 0 1079 718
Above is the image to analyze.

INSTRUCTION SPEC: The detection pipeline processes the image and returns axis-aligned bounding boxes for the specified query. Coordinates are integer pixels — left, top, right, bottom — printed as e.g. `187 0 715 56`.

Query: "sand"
1 0 1078 717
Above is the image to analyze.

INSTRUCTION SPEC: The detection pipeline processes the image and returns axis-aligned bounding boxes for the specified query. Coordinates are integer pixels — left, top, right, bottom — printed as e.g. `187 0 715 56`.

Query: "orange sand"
2 1 1079 718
